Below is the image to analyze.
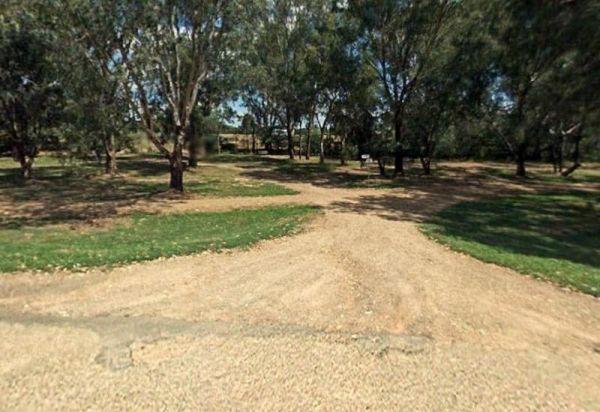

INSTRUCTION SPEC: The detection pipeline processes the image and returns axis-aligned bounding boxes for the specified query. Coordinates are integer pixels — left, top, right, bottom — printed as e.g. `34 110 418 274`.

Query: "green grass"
422 191 600 296
0 205 317 272
0 155 298 228
184 180 297 196
0 155 297 197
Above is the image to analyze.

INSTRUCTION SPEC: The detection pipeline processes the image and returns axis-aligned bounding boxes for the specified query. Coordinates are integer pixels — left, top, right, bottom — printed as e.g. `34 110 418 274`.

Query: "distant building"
218 134 261 152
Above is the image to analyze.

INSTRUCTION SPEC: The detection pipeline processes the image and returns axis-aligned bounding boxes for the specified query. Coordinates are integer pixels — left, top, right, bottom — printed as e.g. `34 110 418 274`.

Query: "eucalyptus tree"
405 4 490 175
61 47 132 176
62 0 237 191
0 6 63 179
351 0 458 176
242 0 318 159
237 2 281 154
240 88 280 153
479 0 596 176
537 1 600 176
330 65 378 166
307 0 363 163
240 113 257 153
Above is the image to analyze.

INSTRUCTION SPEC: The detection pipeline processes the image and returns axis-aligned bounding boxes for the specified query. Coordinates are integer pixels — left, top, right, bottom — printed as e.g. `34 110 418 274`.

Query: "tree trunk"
251 128 256 154
20 156 33 179
420 157 431 175
12 143 34 180
169 138 185 192
340 135 347 166
104 134 117 177
94 147 103 164
515 148 526 177
393 114 404 176
561 135 582 177
286 125 294 159
377 159 386 176
556 135 564 173
394 147 404 176
561 163 581 177
319 128 325 164
305 115 313 160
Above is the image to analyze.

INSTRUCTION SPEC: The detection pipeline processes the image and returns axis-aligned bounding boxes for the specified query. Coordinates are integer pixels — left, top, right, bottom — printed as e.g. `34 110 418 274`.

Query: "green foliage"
3 0 598 178
0 7 63 177
60 0 240 190
422 192 600 296
0 205 317 272
476 0 600 174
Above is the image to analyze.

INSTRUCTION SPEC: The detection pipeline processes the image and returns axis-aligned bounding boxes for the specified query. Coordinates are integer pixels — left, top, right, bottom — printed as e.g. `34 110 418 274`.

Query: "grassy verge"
0 205 317 272
421 191 599 296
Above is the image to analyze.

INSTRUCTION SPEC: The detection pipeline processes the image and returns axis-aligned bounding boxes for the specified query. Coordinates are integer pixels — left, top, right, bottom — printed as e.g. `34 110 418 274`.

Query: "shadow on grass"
0 154 297 229
424 192 600 269
240 159 449 190
196 153 397 188
113 158 170 177
472 166 600 185
0 158 179 229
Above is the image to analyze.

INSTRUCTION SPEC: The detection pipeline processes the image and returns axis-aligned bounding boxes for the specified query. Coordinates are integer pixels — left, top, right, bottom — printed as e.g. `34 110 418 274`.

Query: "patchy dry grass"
0 154 297 228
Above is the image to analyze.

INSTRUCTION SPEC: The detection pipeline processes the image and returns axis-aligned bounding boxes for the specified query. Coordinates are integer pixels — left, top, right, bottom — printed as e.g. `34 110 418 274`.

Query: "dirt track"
1 163 599 410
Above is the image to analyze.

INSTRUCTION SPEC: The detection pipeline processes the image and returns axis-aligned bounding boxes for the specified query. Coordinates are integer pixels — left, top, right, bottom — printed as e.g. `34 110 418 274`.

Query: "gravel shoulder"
1 163 599 410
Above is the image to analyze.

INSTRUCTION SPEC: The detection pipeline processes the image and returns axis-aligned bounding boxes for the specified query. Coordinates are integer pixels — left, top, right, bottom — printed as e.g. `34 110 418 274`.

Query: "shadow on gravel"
327 183 494 223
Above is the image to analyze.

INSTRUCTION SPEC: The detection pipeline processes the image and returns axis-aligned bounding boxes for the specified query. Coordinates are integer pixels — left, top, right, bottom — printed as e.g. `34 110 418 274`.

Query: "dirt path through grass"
1 161 599 410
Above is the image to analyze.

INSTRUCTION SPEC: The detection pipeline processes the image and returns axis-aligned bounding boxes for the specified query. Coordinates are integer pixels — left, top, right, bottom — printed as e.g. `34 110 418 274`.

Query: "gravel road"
1 168 599 411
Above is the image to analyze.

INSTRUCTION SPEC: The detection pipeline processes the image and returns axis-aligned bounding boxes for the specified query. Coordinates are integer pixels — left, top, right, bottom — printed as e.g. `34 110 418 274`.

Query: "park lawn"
0 154 297 198
0 205 317 272
421 191 600 296
184 165 297 196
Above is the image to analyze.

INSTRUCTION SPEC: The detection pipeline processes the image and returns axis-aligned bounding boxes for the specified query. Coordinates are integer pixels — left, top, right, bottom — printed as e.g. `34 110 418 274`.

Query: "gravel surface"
1 166 599 411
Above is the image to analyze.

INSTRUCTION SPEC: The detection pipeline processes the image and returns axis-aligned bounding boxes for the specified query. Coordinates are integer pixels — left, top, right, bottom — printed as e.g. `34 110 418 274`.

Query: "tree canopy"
1 0 598 187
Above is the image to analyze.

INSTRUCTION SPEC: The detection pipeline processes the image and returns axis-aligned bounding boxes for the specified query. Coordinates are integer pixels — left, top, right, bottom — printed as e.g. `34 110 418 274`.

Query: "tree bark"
515 147 527 177
394 146 404 176
12 143 35 180
561 163 581 177
377 159 386 176
94 147 103 164
561 135 582 177
420 157 431 175
305 114 313 160
340 134 347 166
104 134 117 177
286 125 294 159
319 128 325 164
393 112 404 176
169 137 185 191
19 156 33 179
